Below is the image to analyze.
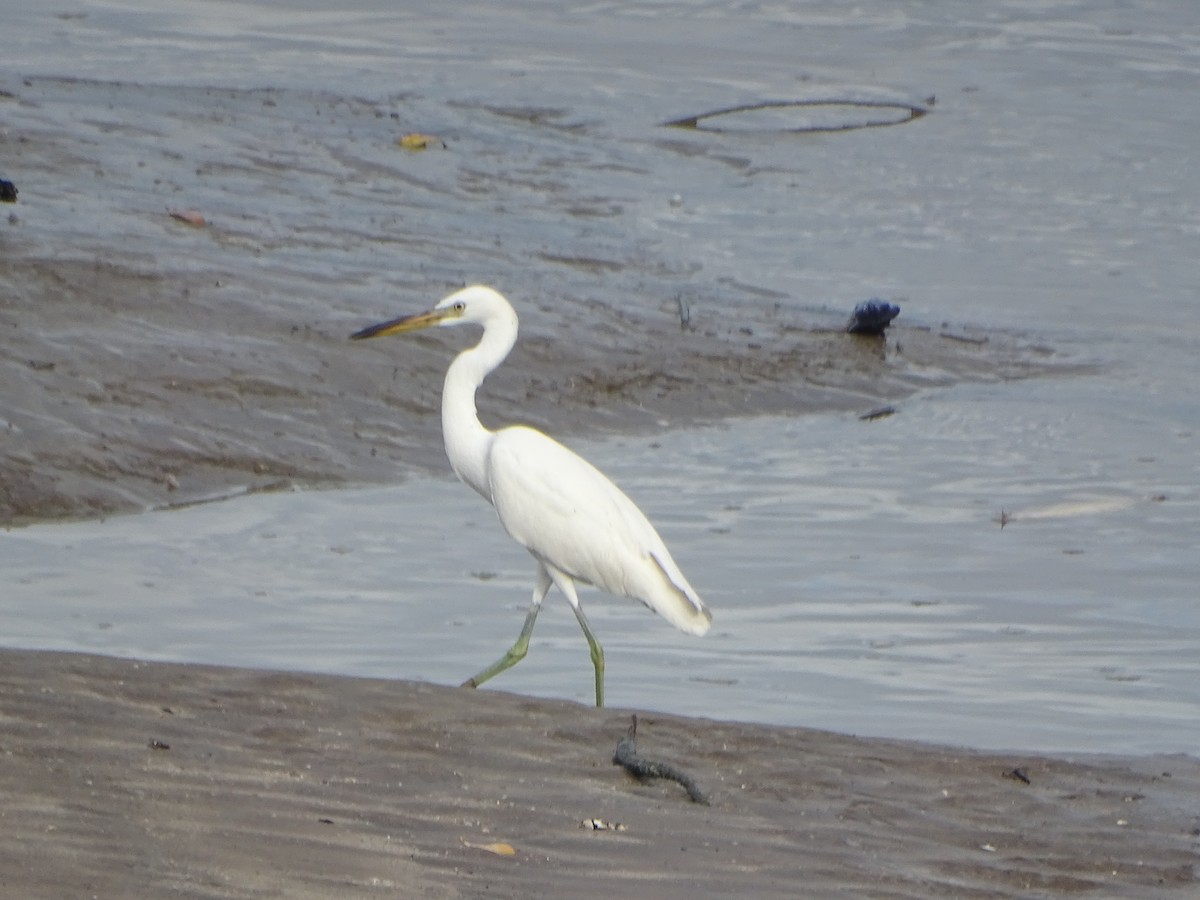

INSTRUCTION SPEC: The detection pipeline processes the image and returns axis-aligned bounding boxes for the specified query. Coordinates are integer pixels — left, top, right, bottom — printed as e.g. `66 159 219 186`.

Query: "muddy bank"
2 76 1079 525
0 251 1070 526
0 649 1195 898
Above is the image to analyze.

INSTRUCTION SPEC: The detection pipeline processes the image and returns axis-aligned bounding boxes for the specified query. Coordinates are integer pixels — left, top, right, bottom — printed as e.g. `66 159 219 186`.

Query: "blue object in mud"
847 299 900 335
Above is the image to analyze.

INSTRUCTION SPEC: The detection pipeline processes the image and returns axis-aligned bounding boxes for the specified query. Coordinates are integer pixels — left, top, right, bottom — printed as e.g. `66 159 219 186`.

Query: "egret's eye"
453 301 466 312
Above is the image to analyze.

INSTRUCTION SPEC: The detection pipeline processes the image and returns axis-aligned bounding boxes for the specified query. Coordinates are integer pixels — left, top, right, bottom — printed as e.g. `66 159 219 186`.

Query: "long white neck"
441 309 518 502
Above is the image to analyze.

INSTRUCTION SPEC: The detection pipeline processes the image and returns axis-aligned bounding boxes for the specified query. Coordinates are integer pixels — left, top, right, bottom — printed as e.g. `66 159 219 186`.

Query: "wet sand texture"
2 649 1195 898
1 77 1077 527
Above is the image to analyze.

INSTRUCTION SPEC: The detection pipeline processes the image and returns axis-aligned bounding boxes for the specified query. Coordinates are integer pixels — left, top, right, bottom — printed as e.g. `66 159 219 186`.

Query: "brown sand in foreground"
1 649 1195 898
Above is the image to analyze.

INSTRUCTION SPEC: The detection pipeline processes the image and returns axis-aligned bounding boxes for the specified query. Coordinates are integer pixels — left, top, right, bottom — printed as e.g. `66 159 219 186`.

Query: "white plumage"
351 285 711 705
488 426 709 635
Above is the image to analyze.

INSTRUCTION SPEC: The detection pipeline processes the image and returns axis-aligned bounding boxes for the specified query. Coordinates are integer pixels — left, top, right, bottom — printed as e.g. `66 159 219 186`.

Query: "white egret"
350 285 711 706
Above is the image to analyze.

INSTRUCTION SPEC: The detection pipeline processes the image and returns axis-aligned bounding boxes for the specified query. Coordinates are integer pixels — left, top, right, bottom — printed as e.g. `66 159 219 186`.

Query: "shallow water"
3 1 1198 753
5 374 1197 754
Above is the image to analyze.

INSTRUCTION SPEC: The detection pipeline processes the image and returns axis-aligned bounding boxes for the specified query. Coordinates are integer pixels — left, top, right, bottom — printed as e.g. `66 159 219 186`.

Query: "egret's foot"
592 652 605 707
461 603 541 693
572 604 606 708
461 643 531 691
588 640 605 707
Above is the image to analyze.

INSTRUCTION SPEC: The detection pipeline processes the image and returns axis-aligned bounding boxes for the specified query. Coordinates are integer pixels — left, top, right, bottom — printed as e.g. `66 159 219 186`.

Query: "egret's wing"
487 426 710 635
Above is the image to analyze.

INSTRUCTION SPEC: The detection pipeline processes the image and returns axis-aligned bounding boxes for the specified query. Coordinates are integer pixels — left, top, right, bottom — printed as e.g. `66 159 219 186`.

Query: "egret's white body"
351 285 711 705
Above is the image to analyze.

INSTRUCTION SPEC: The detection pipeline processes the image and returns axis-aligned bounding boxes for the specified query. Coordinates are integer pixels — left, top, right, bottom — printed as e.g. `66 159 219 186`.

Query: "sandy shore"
1 649 1195 898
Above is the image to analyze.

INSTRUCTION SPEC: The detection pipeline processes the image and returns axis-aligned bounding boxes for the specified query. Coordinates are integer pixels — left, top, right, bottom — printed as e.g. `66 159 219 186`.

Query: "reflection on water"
4 377 1196 755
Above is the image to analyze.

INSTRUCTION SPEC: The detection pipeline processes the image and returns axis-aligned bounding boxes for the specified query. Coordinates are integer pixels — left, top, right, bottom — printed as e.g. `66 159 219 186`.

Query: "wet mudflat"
3 649 1197 899
0 75 1067 524
2 2 1199 895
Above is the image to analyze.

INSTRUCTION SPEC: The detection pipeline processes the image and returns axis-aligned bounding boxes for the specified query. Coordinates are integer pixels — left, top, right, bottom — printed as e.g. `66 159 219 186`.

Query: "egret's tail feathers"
648 553 712 636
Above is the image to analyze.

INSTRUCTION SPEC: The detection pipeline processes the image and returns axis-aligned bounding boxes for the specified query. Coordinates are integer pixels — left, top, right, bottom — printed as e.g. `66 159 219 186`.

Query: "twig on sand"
613 715 710 805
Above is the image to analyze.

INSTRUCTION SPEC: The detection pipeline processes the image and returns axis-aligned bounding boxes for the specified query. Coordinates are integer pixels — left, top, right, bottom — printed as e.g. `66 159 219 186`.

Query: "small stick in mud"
613 715 710 805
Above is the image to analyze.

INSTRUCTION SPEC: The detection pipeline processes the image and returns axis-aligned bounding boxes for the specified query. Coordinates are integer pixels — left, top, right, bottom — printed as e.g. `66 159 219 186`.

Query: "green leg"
460 602 541 689
571 602 606 708
547 566 605 707
462 563 551 691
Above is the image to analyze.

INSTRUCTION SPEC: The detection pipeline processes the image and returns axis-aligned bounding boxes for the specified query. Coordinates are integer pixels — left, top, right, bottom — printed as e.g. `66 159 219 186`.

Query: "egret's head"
349 285 512 340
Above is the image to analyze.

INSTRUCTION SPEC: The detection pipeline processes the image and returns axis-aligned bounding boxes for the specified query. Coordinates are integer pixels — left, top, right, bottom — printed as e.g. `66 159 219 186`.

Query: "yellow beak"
349 306 457 341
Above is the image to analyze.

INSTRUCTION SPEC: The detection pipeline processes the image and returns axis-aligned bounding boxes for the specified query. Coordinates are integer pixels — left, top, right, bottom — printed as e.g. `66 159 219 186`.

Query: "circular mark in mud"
662 100 928 134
